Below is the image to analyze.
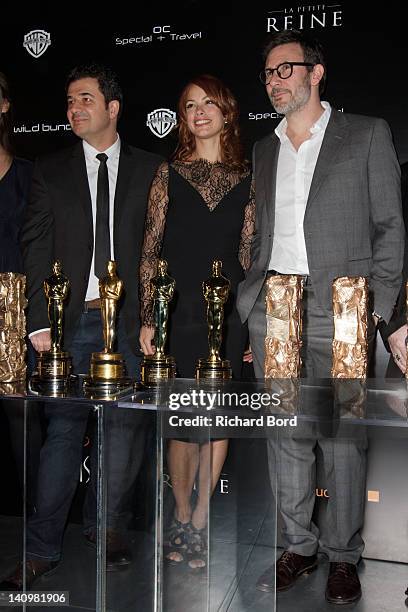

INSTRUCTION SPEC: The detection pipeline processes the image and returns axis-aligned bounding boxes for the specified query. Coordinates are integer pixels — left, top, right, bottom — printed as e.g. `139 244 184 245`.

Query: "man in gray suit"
237 30 403 604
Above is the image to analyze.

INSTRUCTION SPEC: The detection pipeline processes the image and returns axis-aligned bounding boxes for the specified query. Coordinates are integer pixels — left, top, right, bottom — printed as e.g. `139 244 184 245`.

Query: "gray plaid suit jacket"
237 109 404 324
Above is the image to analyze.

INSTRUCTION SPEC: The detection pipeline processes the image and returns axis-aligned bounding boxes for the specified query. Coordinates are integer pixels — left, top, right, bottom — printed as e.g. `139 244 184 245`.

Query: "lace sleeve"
139 161 169 326
238 177 255 272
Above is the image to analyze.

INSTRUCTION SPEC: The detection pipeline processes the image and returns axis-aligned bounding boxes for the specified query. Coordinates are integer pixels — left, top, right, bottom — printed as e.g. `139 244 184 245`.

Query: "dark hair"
65 63 123 117
172 74 246 171
0 72 13 154
263 29 326 94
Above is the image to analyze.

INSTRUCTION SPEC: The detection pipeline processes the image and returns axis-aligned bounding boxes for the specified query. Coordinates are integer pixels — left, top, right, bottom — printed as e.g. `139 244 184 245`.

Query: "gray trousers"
248 280 370 563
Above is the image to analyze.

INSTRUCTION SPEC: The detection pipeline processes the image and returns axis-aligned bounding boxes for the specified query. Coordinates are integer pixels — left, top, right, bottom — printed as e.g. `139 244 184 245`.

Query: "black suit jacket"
21 140 162 353
379 161 408 348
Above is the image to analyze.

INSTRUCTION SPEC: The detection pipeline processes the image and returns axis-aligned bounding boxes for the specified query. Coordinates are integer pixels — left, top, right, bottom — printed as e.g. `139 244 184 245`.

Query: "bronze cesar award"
141 259 176 386
32 260 72 391
196 260 232 380
83 260 132 396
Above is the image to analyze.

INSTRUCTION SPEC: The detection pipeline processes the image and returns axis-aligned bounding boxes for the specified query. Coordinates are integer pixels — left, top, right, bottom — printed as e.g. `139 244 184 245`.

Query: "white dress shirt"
30 135 121 338
269 101 332 274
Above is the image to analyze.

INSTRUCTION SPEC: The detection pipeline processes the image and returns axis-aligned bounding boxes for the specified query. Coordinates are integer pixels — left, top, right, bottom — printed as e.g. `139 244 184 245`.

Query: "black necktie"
94 153 111 278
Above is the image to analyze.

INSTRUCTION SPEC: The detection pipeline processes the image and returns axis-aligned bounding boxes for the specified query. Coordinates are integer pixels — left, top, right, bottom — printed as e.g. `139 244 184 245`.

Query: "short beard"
269 77 311 116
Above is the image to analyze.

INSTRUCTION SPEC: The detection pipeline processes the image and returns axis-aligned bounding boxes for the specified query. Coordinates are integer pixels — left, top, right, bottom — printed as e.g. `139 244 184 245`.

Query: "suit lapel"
306 109 348 210
258 134 280 230
113 142 134 248
69 142 93 245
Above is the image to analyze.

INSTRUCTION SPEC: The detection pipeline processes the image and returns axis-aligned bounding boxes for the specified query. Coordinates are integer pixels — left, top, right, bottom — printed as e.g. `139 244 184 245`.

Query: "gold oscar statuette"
84 260 132 396
33 260 72 389
141 259 176 386
196 260 232 380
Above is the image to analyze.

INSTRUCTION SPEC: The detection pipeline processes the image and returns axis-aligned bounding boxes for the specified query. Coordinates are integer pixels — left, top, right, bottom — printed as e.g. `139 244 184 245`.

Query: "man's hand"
30 330 51 352
139 326 155 356
388 324 408 373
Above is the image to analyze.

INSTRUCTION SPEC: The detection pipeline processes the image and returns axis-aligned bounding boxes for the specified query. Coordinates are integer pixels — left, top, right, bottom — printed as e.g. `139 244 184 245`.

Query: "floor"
0 438 407 611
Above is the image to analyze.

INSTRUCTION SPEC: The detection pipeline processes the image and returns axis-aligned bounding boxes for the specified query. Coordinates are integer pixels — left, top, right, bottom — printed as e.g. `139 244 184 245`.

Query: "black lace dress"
140 159 254 378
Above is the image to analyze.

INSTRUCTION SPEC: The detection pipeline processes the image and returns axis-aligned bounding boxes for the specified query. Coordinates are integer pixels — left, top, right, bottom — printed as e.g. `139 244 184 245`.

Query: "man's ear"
311 64 324 88
108 100 120 119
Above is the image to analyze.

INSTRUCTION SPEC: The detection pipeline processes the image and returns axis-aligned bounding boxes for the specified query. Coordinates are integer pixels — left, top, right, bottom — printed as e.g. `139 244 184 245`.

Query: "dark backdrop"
3 2 408 164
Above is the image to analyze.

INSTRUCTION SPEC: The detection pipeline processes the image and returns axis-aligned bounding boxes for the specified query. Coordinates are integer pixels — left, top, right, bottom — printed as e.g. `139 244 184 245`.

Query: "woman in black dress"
0 72 34 374
0 73 34 372
139 75 254 568
0 73 38 509
0 73 33 274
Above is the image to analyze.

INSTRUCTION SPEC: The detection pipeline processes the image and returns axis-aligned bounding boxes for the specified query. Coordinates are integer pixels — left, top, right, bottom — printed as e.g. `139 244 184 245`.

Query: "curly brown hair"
172 74 246 171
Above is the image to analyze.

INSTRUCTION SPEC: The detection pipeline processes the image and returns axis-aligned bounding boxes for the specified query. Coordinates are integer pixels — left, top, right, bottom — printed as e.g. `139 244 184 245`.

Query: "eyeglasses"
259 62 315 85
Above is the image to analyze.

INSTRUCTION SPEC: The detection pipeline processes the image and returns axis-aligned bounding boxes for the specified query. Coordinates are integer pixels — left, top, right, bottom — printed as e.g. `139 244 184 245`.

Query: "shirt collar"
274 101 332 142
82 134 121 162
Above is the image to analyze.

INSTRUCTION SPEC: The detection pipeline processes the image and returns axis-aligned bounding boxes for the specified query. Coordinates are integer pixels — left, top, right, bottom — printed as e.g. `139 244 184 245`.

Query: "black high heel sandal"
186 524 207 571
164 518 190 565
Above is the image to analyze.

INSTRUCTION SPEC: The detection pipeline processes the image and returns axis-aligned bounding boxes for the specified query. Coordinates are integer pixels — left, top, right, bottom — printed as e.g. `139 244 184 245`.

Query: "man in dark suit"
0 64 161 589
237 31 403 604
379 162 408 376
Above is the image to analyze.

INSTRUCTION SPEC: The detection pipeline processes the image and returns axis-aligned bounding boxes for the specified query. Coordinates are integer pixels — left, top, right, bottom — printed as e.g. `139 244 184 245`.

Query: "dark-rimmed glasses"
259 62 315 85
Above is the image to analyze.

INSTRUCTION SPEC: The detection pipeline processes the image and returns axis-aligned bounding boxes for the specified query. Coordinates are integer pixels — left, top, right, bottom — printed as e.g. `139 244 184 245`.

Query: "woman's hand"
139 326 155 356
243 346 253 363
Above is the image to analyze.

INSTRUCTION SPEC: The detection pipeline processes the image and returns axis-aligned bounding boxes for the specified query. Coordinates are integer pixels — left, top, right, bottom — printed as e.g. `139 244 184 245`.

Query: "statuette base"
82 377 133 399
141 355 176 386
83 351 132 397
30 372 75 397
88 351 127 381
36 351 72 380
196 358 232 381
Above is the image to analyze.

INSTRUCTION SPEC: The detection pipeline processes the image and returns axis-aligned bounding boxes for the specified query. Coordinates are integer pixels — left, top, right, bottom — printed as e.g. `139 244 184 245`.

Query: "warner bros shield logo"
146 108 177 139
23 30 51 59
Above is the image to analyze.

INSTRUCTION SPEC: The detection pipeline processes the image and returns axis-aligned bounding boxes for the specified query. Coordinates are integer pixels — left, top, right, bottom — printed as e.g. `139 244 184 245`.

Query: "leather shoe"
0 559 58 591
257 550 317 592
325 562 361 604
85 529 132 571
